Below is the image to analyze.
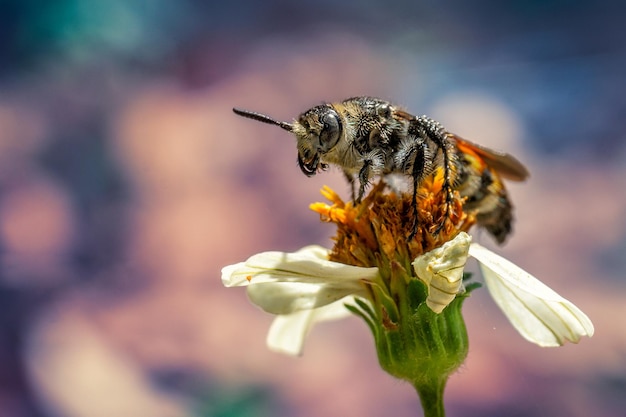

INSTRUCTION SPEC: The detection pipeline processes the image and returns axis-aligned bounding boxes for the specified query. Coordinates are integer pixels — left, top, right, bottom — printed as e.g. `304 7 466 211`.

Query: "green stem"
414 376 447 417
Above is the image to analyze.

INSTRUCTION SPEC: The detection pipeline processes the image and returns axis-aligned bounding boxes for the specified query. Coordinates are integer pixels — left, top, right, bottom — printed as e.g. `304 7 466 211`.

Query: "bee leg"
415 117 455 234
343 169 357 202
355 151 385 204
434 145 455 235
408 143 427 241
356 160 372 204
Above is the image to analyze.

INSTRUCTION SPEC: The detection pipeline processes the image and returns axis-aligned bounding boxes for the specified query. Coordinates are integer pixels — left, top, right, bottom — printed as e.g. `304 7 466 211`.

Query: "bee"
233 96 529 243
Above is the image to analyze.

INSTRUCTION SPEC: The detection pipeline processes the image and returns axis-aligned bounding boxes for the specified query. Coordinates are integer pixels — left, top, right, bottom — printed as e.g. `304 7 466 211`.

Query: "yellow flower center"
310 169 476 269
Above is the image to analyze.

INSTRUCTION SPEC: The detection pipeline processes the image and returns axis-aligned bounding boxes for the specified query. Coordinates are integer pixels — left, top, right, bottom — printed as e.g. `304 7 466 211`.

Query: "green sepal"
406 278 428 312
345 300 376 338
464 281 482 293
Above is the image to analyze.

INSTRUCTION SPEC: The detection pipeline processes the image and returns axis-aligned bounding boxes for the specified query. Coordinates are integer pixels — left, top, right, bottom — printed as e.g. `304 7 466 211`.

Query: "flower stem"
414 376 447 417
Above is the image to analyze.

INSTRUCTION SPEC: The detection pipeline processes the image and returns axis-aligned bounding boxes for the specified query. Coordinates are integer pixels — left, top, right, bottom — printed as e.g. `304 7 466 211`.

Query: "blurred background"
0 1 625 416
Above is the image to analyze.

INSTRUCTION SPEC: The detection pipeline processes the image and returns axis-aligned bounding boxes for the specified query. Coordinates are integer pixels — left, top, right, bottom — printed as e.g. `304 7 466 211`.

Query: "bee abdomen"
475 194 513 244
455 152 514 244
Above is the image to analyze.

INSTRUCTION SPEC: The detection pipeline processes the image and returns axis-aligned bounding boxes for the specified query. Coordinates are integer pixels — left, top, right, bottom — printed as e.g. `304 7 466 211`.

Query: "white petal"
221 245 379 287
413 232 471 313
247 281 366 315
469 243 594 346
266 297 357 356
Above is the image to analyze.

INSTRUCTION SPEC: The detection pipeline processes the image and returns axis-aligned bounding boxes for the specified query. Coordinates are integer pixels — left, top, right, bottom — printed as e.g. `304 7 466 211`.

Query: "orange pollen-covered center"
310 172 475 268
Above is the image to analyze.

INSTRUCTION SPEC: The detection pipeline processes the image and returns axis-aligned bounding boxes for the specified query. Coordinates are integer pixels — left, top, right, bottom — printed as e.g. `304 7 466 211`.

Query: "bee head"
232 104 342 177
292 105 342 177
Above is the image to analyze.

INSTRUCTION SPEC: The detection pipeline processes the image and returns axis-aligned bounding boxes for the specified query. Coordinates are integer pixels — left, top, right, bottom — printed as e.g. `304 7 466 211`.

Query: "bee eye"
319 111 341 148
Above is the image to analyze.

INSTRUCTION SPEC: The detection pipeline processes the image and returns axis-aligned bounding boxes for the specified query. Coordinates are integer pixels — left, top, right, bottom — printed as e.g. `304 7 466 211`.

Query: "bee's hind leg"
414 116 456 236
406 142 427 241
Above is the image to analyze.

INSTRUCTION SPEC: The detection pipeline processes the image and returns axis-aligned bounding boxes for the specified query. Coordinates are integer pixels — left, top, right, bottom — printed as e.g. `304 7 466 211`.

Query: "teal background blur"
0 1 625 416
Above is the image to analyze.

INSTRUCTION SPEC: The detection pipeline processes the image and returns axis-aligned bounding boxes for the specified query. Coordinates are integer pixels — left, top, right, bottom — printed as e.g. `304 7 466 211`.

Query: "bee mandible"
233 97 529 243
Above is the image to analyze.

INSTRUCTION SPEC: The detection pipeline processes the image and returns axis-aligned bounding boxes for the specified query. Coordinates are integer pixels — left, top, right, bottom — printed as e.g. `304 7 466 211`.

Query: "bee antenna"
233 108 293 132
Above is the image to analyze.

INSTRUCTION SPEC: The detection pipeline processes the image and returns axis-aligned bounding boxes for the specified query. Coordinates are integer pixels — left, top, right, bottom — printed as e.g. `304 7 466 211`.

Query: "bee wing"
449 134 529 181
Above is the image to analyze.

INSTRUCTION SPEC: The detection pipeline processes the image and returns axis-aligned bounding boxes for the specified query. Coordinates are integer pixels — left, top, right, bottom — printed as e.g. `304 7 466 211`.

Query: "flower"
223 175 475 358
222 176 593 417
222 176 592 355
221 231 593 355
